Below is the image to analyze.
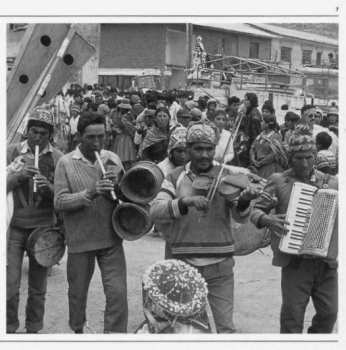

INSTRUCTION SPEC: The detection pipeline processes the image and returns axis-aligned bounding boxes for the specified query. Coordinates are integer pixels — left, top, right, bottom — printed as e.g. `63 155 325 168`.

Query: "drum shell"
112 202 153 241
27 227 65 267
119 161 164 205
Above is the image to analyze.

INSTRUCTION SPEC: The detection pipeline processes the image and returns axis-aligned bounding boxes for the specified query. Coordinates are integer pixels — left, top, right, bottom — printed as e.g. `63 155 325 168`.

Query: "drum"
119 161 164 204
27 226 65 267
112 202 153 241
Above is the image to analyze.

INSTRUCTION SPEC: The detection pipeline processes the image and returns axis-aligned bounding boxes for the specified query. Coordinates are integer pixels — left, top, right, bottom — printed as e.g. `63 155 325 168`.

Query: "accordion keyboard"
279 182 317 255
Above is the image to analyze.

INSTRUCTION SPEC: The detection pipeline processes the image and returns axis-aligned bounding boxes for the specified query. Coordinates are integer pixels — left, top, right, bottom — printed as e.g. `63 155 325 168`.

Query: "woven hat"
288 124 316 154
28 106 54 127
186 122 217 145
70 104 81 114
118 98 132 110
142 259 208 318
168 126 187 154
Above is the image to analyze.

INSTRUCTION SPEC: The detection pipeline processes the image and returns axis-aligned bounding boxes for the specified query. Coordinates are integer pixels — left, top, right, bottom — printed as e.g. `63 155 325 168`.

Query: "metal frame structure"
188 55 305 92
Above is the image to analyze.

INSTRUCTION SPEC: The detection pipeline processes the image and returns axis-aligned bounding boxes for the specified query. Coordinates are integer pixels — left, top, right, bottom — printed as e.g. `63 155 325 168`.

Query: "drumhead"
27 227 65 267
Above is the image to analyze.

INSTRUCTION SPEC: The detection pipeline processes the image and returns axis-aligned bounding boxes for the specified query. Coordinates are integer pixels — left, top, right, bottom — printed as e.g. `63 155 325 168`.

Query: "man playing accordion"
251 124 338 333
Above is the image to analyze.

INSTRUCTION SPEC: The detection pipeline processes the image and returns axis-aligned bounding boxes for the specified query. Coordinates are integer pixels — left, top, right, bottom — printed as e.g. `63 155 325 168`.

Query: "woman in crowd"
249 101 288 179
236 92 262 167
139 107 170 163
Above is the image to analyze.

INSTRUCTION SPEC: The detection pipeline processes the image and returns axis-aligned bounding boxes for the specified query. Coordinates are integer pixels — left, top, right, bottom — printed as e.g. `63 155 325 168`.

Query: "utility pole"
186 23 193 70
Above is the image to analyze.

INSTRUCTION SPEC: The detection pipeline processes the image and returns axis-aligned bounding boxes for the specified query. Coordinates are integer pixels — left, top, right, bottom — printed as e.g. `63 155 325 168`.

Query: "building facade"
98 23 276 90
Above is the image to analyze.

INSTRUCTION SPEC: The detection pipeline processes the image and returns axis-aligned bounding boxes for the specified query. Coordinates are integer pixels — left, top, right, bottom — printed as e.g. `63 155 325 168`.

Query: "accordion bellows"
280 182 338 259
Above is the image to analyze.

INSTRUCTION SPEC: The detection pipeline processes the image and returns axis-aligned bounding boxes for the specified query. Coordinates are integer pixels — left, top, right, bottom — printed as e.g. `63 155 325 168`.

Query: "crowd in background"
47 83 339 179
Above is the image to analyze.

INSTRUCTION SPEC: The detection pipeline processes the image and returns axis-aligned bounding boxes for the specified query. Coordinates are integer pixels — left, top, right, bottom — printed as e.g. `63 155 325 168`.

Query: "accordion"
279 182 338 259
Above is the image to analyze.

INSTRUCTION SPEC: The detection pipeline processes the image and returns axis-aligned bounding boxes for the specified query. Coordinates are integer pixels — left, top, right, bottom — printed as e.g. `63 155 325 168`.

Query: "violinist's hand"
181 196 209 211
260 214 290 238
239 185 260 202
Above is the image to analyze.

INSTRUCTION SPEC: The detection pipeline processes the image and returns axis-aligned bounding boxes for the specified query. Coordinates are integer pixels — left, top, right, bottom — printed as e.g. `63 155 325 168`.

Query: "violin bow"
206 107 245 202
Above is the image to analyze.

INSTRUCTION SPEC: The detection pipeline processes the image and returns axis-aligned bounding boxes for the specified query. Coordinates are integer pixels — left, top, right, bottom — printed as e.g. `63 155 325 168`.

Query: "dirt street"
15 234 318 334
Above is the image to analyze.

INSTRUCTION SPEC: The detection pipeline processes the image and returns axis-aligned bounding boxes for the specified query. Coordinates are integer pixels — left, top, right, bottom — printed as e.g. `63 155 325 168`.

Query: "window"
280 47 292 63
249 42 259 59
316 52 322 66
302 50 312 65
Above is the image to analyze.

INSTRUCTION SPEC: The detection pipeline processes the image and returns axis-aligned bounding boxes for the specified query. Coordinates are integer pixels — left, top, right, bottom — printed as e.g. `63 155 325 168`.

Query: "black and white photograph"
2 2 342 347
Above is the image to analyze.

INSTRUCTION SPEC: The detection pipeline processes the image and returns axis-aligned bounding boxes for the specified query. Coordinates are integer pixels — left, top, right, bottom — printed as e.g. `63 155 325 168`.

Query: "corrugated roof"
249 24 338 46
193 23 279 39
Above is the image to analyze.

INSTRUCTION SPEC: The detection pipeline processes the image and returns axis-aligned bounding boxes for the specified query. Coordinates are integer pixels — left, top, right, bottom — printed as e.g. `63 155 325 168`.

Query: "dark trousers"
280 258 338 333
7 226 49 333
67 244 128 333
194 257 235 333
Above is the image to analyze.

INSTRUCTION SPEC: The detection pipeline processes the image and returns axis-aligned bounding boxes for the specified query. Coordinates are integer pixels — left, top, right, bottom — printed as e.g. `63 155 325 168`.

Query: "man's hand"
18 165 39 181
95 179 115 196
34 174 52 192
239 185 260 202
260 213 290 238
181 196 209 211
103 170 118 184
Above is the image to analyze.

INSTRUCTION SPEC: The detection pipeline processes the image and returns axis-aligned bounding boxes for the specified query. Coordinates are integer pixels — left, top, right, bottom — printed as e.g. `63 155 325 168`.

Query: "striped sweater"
54 148 124 253
150 162 250 257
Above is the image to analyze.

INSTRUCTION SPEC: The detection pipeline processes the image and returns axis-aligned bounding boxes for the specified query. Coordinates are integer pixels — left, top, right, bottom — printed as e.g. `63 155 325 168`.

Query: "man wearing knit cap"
157 126 188 177
7 107 63 333
300 104 338 158
251 125 338 333
151 122 259 332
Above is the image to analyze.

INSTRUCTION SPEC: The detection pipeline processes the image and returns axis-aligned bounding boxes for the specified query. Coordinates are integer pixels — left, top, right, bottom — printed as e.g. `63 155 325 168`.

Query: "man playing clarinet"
54 111 127 333
251 124 338 333
7 107 63 333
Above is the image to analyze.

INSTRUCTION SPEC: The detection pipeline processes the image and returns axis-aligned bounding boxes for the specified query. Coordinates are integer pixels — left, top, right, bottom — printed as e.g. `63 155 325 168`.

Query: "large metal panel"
38 32 95 105
7 23 71 123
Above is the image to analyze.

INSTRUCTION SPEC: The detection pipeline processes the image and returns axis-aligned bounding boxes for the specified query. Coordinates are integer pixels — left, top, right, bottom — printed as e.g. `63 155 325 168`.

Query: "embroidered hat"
186 122 217 145
168 126 187 154
288 124 316 154
70 104 81 115
28 106 54 127
142 259 208 318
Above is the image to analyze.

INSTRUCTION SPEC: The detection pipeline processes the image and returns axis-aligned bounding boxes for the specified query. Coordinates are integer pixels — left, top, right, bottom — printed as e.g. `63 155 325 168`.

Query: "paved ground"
15 234 320 334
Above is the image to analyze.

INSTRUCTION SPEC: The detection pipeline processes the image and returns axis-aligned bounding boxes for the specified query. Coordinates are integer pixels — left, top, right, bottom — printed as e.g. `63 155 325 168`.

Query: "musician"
6 107 63 333
150 122 259 333
54 112 127 333
250 125 338 333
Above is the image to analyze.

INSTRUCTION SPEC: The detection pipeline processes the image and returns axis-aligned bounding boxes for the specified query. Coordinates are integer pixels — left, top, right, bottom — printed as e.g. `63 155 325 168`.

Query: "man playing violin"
150 122 259 333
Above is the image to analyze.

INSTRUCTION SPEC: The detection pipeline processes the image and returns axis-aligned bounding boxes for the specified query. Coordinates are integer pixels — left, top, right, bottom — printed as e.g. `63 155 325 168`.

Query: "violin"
192 172 266 201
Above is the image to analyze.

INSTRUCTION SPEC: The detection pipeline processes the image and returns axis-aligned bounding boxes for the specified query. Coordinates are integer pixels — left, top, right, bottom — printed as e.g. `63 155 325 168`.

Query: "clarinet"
94 150 117 201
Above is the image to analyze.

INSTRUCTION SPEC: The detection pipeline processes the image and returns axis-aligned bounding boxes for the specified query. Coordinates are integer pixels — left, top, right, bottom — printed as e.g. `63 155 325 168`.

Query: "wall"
237 34 271 60
74 23 100 85
100 24 166 70
271 37 338 70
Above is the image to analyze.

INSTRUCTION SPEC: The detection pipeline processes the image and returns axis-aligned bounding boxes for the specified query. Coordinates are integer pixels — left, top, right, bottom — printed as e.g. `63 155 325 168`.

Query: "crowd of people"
49 84 339 178
6 82 339 335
